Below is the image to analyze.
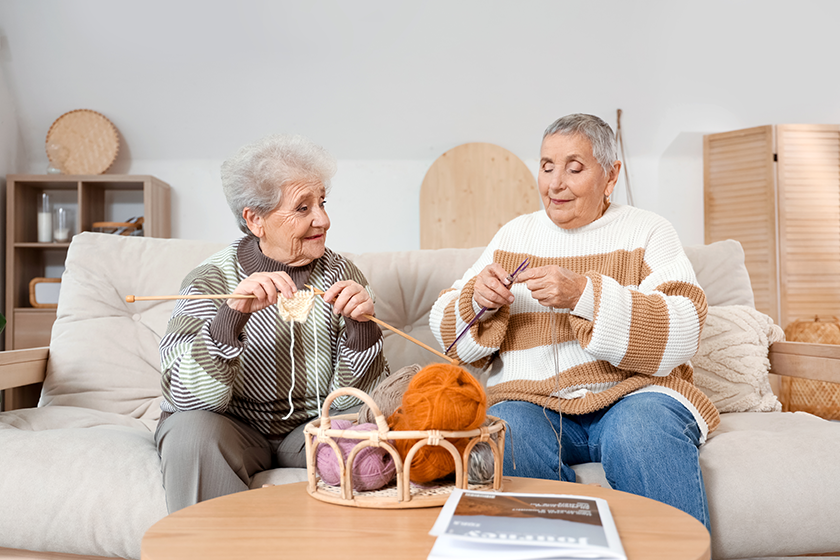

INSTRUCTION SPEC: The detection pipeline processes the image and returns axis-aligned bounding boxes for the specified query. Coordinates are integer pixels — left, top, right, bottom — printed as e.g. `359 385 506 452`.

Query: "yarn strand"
313 296 321 416
542 307 563 481
282 320 296 420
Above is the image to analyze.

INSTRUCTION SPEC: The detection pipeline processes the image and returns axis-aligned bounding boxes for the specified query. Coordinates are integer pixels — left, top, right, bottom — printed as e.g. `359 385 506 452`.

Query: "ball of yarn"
401 363 487 431
357 363 421 424
468 441 496 484
316 419 396 491
387 364 487 483
389 410 470 483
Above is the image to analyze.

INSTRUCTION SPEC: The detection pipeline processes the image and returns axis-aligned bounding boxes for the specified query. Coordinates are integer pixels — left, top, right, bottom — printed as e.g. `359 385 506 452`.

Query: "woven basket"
780 316 840 420
45 109 120 175
303 387 505 509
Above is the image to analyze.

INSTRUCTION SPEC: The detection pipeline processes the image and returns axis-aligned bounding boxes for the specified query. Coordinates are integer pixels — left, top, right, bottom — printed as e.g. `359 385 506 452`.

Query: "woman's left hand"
516 265 588 309
322 280 375 321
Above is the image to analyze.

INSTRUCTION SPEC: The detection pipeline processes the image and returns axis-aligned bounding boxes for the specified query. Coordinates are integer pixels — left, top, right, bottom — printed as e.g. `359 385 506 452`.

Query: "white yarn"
277 289 318 420
282 321 296 420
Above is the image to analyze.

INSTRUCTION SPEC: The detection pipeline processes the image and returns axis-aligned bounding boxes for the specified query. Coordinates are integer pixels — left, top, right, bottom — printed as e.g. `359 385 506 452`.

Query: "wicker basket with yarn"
780 315 840 420
303 379 505 509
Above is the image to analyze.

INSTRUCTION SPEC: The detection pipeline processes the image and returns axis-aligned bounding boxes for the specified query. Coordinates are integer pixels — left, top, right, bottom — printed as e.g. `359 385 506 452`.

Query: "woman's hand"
516 265 588 309
473 263 516 309
226 271 297 314
322 280 374 321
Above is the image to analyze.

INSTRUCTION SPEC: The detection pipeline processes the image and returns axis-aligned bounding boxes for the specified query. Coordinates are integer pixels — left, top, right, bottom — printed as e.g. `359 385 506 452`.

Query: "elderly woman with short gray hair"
156 134 388 513
430 113 718 533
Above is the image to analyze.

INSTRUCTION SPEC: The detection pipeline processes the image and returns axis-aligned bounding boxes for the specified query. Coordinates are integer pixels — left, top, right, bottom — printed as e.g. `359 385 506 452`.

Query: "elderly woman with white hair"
430 114 719 533
156 134 388 513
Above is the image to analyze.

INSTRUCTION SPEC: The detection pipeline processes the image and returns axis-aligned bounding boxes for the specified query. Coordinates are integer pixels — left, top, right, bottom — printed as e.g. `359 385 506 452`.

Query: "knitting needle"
125 294 255 302
303 285 460 366
445 257 530 354
125 289 461 366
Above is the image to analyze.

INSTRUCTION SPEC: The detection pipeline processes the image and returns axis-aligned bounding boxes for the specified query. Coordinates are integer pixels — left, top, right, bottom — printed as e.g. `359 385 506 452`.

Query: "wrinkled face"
245 179 330 266
538 133 619 230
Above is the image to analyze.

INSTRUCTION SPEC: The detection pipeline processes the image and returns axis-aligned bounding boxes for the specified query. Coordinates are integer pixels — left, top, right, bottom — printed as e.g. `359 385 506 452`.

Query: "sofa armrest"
0 347 49 411
768 341 840 385
0 347 49 391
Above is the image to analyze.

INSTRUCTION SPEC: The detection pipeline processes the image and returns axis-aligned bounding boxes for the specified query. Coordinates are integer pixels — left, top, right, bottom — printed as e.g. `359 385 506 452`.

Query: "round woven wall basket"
303 387 505 509
780 316 840 420
45 109 120 175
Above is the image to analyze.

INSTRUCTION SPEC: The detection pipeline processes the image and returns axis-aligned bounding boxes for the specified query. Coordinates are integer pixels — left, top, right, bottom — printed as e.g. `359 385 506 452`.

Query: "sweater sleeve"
429 244 511 365
568 220 707 376
159 264 245 413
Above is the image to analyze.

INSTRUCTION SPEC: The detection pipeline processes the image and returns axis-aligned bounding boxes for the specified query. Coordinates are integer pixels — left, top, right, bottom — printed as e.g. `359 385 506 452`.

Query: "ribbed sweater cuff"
572 276 596 320
209 303 250 347
344 317 382 352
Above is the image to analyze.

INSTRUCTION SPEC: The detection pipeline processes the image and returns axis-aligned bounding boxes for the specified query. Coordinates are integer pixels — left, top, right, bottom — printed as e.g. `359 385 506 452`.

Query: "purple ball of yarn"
316 419 396 491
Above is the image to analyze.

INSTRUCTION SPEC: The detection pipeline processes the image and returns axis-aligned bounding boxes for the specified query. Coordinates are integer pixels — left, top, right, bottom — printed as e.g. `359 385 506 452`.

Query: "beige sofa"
1 232 839 560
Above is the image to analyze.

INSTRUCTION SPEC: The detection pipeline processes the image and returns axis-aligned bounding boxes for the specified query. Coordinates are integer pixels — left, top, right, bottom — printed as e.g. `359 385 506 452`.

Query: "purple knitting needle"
445 257 530 355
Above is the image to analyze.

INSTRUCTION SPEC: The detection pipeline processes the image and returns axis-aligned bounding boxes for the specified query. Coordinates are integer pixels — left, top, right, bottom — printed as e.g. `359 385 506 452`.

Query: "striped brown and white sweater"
159 236 389 437
430 204 719 438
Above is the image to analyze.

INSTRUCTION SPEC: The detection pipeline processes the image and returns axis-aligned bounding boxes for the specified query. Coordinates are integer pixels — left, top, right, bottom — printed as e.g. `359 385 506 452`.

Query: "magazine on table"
428 489 626 560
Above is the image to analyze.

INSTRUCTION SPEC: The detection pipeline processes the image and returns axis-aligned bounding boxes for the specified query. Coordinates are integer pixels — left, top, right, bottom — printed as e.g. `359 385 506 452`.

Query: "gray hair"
221 134 337 235
543 114 618 177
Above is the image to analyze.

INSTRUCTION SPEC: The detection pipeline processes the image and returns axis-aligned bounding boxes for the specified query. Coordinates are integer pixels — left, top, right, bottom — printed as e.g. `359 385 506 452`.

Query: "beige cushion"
39 233 226 428
701 411 840 559
693 305 784 413
0 422 167 559
684 239 755 307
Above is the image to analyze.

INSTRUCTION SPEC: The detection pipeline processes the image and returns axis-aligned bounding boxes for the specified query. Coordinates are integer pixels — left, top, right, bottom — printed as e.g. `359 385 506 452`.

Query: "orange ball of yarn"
388 363 487 483
401 363 487 431
390 410 471 483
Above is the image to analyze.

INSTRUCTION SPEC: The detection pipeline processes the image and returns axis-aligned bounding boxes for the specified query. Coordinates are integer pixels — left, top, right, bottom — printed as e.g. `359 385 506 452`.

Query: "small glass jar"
38 193 52 243
54 207 70 242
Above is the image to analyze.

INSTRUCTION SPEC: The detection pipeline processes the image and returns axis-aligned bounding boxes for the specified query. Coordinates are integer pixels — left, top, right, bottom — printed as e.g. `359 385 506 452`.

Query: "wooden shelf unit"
4 174 171 350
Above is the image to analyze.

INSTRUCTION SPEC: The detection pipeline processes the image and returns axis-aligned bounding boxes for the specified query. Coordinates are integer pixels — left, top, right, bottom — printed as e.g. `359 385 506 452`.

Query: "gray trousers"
155 410 315 513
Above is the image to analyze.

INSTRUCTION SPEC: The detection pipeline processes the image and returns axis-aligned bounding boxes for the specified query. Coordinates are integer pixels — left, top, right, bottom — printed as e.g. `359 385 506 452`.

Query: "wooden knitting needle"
125 294 255 302
125 289 461 366
303 286 460 366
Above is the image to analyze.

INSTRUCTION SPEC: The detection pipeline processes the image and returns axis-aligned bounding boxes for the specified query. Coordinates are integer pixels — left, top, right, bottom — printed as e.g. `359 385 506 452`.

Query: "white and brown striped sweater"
159 236 388 437
430 204 719 438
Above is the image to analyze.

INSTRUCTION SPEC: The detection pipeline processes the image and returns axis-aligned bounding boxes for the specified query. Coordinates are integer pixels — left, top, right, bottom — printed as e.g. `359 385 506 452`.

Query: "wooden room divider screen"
704 124 840 416
704 124 840 328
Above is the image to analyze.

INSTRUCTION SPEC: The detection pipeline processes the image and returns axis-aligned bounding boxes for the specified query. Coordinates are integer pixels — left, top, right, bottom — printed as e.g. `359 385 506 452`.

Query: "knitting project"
277 289 316 323
278 288 320 420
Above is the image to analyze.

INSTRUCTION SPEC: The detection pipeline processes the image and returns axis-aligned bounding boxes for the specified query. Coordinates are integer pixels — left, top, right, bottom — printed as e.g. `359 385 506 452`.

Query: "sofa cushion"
701 411 840 559
693 305 784 413
0 404 150 431
0 422 167 559
683 239 755 308
39 233 226 425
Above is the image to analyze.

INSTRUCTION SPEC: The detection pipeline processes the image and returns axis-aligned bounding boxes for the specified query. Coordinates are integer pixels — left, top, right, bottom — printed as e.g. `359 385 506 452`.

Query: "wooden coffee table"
142 477 710 560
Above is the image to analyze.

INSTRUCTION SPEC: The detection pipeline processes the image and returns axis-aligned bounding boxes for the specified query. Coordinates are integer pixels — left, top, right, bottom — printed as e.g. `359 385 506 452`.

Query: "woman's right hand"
226 271 297 314
473 263 515 309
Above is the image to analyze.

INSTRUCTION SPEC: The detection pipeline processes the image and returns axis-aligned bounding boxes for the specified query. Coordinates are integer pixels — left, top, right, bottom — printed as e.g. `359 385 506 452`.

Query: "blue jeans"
488 392 711 533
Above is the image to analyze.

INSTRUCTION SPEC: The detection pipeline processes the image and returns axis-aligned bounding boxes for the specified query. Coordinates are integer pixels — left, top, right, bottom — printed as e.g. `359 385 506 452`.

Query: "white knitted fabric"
277 290 316 323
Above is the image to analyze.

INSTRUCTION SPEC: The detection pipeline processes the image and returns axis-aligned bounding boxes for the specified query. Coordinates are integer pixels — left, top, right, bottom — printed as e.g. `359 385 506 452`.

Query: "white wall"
1 0 839 253
0 57 26 349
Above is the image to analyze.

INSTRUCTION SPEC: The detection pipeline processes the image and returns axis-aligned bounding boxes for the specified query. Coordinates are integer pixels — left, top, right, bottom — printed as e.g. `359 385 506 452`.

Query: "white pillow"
683 239 755 308
693 305 784 413
40 233 226 427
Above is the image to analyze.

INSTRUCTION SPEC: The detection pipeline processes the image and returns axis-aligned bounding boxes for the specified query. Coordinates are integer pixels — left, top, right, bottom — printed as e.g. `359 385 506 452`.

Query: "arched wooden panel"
419 142 539 249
